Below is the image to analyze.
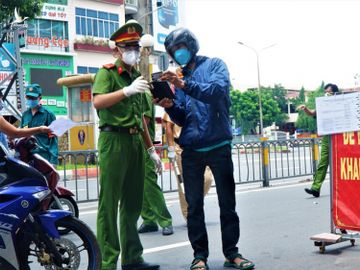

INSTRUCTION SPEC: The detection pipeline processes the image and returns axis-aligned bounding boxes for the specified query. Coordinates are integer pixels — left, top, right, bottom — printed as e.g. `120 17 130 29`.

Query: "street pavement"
76 178 360 270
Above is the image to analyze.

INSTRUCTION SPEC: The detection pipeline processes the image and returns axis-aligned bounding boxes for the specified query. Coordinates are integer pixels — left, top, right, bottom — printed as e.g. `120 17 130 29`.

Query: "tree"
0 0 45 25
230 88 288 135
295 83 324 132
270 84 288 114
298 86 305 103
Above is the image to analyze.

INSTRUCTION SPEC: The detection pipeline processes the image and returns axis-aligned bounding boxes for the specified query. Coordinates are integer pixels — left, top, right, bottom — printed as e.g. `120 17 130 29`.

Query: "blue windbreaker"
166 55 233 149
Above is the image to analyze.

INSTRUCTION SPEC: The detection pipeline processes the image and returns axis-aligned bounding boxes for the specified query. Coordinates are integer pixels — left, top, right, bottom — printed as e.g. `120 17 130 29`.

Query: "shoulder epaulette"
103 63 116 69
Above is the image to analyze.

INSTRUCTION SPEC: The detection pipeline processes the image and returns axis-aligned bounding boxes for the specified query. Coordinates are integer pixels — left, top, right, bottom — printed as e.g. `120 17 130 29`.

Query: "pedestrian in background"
93 20 161 270
162 112 213 220
155 28 254 270
20 83 58 166
299 83 339 198
138 92 174 236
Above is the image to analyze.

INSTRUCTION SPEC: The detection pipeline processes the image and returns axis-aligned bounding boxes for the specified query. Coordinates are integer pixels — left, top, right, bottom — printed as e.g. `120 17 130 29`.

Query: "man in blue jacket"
155 28 255 270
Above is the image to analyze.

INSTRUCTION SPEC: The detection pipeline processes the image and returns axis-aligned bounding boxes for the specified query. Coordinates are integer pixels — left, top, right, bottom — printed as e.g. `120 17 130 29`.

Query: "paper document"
316 92 360 135
48 118 79 137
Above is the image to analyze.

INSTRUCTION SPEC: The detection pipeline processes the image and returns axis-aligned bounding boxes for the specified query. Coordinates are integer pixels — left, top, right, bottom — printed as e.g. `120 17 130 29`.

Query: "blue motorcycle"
0 143 101 269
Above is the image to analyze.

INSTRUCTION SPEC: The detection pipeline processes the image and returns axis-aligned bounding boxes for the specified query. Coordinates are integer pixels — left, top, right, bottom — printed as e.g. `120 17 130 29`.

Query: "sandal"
190 257 209 270
224 253 255 269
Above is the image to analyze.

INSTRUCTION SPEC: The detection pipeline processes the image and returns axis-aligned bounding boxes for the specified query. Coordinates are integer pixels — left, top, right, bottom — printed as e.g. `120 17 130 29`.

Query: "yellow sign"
69 124 95 150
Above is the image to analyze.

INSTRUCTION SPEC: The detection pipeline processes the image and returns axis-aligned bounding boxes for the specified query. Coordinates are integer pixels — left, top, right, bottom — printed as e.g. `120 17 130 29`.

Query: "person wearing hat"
93 20 161 270
298 83 339 198
20 83 58 166
154 28 255 270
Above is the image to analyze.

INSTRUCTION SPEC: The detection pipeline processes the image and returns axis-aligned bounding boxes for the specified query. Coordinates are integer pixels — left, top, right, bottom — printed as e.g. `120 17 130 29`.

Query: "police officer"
20 83 58 166
93 20 161 270
299 83 339 197
138 92 173 236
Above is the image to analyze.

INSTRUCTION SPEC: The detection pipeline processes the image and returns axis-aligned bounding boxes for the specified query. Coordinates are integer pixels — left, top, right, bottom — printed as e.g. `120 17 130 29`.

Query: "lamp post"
237 42 276 137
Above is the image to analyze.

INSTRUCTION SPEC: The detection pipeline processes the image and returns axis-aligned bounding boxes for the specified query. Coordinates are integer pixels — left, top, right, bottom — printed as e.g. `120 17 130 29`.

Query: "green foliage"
230 87 288 135
0 0 45 24
298 87 305 103
295 83 324 132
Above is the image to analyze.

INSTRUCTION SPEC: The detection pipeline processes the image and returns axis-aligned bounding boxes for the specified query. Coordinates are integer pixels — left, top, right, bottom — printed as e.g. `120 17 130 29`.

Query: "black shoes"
304 188 320 198
162 225 174 236
122 261 160 270
138 223 158 233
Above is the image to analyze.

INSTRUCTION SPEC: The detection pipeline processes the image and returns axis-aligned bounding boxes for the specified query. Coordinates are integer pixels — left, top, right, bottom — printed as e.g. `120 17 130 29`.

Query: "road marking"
143 241 190 254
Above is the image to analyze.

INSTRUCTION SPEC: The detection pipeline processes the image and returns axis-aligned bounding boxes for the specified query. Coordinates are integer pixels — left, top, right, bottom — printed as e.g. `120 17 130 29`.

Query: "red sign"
80 89 92 102
27 36 69 48
332 132 360 230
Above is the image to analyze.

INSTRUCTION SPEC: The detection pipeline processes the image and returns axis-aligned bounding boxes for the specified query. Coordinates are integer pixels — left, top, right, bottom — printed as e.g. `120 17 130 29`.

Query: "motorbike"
12 137 79 234
0 141 101 269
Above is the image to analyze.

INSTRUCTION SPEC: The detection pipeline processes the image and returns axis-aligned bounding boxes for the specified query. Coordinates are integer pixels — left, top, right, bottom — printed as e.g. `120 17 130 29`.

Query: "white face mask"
122 50 140 66
325 92 333 97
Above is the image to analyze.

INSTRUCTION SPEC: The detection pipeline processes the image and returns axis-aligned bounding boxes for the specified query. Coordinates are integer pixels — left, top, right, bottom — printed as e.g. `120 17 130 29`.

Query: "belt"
100 125 139 134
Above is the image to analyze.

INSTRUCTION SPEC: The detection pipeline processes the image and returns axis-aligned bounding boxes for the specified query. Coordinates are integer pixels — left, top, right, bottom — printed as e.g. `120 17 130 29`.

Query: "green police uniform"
141 93 172 228
20 84 58 165
311 135 329 191
94 57 150 269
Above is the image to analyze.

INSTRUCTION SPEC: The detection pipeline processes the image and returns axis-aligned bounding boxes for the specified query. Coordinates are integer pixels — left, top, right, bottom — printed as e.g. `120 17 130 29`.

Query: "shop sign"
0 43 16 72
26 36 69 48
332 132 360 230
23 58 70 67
80 89 92 102
40 3 69 21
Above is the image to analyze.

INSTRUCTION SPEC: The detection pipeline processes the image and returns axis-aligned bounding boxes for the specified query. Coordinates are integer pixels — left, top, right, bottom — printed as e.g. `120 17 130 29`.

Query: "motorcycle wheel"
49 196 79 235
18 216 101 270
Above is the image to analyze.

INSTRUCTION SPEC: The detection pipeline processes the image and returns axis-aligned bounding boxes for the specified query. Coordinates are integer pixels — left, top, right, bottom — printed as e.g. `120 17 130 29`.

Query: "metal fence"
57 138 320 202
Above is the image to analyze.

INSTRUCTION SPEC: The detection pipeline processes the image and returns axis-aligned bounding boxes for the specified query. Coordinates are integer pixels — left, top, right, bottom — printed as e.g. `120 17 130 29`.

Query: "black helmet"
164 28 199 64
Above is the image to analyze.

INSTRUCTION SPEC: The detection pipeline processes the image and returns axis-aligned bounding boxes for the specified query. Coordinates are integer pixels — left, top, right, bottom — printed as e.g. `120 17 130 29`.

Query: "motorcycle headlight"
34 190 51 201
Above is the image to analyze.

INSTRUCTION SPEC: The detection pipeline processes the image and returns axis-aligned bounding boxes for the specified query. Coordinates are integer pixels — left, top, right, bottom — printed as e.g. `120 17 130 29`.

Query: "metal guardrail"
57 138 320 202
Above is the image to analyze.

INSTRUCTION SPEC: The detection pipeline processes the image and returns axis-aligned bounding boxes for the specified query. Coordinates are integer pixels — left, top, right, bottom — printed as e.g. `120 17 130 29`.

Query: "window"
75 8 120 38
30 69 63 96
69 86 93 122
77 66 99 74
27 19 69 52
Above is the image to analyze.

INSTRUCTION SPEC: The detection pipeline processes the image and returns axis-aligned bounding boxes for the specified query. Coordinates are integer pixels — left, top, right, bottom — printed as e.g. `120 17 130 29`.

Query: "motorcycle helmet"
164 28 199 66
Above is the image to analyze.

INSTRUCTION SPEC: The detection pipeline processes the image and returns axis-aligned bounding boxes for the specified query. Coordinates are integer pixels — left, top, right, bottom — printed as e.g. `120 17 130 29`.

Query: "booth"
57 74 96 151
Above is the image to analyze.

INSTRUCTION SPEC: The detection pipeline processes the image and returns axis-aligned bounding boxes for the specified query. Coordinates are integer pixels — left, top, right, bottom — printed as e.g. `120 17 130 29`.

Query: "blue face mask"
26 99 39 109
174 48 191 66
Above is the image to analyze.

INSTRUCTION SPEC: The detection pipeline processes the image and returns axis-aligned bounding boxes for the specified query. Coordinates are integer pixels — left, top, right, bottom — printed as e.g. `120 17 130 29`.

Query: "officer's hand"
123 76 150 97
167 146 176 160
297 104 306 111
153 98 174 108
147 146 162 173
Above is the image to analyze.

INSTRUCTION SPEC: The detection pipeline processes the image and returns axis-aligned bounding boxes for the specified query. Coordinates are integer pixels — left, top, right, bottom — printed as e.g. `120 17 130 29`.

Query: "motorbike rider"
155 28 255 270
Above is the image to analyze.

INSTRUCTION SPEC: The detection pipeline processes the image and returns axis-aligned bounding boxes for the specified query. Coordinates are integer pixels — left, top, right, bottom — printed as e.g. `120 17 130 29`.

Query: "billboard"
332 132 360 230
0 43 17 115
152 0 186 52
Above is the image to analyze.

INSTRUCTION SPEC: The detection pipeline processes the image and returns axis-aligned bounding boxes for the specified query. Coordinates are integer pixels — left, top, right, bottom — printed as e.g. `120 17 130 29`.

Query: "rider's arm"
0 116 48 138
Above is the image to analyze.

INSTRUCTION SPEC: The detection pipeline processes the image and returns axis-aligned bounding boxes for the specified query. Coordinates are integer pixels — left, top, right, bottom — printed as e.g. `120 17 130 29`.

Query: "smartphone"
151 72 163 82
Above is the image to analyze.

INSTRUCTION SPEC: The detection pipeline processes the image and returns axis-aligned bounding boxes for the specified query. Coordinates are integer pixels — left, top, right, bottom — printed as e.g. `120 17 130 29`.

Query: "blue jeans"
182 144 239 259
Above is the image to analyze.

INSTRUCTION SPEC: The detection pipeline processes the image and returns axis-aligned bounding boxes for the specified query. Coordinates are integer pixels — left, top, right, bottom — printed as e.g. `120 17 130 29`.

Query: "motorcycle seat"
0 156 46 188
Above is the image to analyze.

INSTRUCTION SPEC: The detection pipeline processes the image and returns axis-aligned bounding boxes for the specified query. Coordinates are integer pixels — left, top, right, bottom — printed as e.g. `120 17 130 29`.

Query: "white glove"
147 146 162 173
167 146 175 160
123 76 149 97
